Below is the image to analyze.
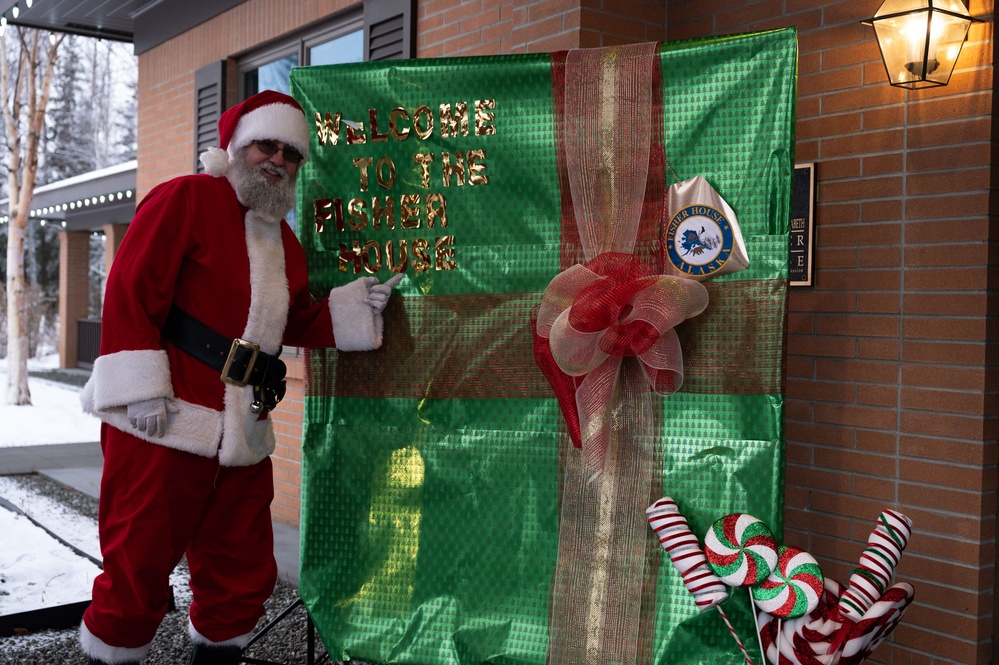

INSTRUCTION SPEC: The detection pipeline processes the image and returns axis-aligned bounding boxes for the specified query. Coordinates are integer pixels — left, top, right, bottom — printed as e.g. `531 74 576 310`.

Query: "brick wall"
417 0 665 56
670 1 996 663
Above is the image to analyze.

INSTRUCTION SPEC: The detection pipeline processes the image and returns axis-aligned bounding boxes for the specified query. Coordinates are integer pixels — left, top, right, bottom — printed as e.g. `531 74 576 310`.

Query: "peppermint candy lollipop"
751 545 824 619
837 510 912 621
704 513 779 587
646 497 729 610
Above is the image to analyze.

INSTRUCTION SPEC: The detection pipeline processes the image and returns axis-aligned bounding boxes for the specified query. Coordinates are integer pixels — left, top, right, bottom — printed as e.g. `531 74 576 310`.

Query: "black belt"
161 306 287 413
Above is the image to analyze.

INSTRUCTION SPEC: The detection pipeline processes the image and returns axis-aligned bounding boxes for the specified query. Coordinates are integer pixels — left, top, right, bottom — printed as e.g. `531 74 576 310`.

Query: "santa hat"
199 90 310 177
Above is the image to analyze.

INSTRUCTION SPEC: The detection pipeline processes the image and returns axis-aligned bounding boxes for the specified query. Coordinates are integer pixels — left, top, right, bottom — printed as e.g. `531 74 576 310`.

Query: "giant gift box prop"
292 28 796 665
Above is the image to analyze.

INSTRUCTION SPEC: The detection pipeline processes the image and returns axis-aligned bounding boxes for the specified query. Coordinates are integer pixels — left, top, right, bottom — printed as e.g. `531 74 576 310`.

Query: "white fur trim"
218 209 289 467
227 103 310 163
84 349 173 411
189 618 253 648
329 278 383 351
85 394 225 457
200 147 230 177
80 349 225 455
80 620 152 663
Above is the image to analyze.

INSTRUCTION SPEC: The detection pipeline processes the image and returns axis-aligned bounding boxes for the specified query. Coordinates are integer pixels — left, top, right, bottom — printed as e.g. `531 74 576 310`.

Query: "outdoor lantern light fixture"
864 0 981 88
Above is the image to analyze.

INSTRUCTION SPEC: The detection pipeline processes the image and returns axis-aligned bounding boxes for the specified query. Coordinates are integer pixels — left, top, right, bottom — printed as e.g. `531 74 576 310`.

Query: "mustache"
258 162 288 179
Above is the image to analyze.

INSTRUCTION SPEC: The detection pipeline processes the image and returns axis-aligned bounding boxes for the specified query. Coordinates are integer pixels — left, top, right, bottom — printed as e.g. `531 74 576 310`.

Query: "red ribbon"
533 252 708 460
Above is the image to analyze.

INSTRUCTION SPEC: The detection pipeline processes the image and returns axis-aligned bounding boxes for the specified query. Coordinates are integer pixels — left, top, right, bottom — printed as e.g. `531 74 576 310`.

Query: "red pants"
83 424 278 651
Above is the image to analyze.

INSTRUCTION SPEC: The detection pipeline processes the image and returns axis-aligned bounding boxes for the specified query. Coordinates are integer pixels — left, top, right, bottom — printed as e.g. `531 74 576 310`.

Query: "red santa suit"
78 91 386 663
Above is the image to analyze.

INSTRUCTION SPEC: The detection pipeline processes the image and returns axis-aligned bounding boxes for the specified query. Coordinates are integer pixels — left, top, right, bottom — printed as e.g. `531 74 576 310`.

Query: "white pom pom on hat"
198 90 310 177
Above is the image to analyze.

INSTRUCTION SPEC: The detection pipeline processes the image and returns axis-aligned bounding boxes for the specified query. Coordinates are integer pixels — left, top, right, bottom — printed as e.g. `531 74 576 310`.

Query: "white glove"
363 273 405 313
126 397 176 438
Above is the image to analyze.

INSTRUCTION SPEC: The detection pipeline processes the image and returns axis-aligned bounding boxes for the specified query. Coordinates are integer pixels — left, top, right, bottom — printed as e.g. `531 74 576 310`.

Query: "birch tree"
2 27 63 405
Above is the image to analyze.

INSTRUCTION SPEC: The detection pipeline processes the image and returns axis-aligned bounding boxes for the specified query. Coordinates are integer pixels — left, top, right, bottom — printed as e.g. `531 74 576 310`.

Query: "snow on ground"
0 499 101 615
0 476 101 561
0 355 101 447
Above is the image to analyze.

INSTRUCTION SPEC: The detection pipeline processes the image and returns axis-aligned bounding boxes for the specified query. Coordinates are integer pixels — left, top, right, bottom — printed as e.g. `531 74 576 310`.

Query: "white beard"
228 153 297 223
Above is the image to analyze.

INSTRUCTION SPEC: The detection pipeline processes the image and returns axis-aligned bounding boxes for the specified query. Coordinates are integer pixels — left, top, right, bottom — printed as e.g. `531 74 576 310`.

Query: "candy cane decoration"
647 498 755 664
837 510 912 622
646 497 729 610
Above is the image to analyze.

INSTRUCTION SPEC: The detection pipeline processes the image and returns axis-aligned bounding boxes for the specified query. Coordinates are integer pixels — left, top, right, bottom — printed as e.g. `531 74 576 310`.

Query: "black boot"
188 642 243 665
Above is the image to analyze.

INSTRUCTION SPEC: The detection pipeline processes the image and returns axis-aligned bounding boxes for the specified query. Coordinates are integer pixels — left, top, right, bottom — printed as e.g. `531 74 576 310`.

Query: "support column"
58 230 92 370
102 223 129 310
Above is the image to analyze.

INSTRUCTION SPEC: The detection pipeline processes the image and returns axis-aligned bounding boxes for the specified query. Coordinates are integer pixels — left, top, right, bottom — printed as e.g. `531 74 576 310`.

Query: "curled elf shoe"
188 643 243 665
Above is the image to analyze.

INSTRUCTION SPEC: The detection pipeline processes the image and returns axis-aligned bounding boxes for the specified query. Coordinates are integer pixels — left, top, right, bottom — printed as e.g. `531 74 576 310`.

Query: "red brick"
820 224 900 247
900 436 996 466
814 403 898 429
821 130 903 159
903 340 986 366
857 338 900 361
814 447 897 476
901 458 993 492
903 386 985 416
815 314 898 337
858 246 901 268
905 218 990 244
902 411 987 441
786 422 856 448
815 359 898 383
903 293 989 317
860 199 902 222
806 156 859 179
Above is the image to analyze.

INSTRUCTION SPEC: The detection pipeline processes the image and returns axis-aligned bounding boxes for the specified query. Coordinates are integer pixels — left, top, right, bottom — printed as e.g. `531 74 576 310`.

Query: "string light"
3 188 135 225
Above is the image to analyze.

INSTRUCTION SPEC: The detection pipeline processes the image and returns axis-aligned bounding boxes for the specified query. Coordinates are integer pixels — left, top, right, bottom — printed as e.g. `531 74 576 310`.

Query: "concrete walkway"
0 441 301 585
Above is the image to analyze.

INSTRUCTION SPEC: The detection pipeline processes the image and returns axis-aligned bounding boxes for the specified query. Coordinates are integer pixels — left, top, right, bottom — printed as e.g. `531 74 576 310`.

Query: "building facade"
23 0 996 662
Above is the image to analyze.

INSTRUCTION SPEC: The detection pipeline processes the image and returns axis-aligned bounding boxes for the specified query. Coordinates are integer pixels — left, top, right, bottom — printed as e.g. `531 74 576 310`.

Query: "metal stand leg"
238 597 330 665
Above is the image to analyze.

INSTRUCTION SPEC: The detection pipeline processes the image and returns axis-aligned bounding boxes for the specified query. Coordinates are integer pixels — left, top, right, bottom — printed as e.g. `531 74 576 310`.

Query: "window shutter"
193 61 227 173
364 0 415 61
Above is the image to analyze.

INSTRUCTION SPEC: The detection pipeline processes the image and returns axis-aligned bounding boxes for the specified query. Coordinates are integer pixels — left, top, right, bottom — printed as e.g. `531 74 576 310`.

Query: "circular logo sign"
665 205 735 277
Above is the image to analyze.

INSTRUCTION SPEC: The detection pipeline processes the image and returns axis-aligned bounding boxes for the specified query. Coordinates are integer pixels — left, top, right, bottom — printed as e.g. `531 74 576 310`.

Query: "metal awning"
0 160 136 232
0 0 243 53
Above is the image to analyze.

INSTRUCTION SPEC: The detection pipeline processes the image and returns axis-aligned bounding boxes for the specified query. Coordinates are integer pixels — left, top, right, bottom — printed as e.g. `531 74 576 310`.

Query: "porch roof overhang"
0 160 136 233
0 0 243 53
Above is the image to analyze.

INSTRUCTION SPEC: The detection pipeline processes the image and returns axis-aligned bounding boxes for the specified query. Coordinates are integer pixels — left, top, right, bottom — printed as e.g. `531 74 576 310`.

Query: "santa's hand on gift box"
329 274 405 351
363 273 404 313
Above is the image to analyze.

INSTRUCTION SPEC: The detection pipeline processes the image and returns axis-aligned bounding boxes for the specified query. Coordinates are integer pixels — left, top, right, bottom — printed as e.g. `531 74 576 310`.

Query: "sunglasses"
252 140 304 165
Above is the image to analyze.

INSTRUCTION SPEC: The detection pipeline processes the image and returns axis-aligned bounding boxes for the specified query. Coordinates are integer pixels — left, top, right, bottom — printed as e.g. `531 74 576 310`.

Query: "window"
194 1 414 178
240 16 364 98
238 16 364 231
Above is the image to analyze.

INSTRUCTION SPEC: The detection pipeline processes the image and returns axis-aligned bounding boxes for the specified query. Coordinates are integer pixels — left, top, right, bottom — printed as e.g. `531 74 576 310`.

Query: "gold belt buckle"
221 338 260 387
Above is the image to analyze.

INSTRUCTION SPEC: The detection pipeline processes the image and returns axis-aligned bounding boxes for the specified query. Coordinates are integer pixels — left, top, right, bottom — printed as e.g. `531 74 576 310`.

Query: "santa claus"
78 90 401 665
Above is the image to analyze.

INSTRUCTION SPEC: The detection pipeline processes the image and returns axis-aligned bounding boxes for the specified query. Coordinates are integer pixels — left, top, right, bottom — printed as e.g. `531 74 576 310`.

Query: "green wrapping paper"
292 28 796 665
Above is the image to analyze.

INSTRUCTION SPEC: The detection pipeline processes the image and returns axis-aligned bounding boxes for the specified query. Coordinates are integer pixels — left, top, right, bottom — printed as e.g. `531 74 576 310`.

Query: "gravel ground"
0 473 336 665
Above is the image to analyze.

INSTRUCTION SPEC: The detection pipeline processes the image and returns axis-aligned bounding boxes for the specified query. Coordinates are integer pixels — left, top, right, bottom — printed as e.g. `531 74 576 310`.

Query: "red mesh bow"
533 252 708 477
